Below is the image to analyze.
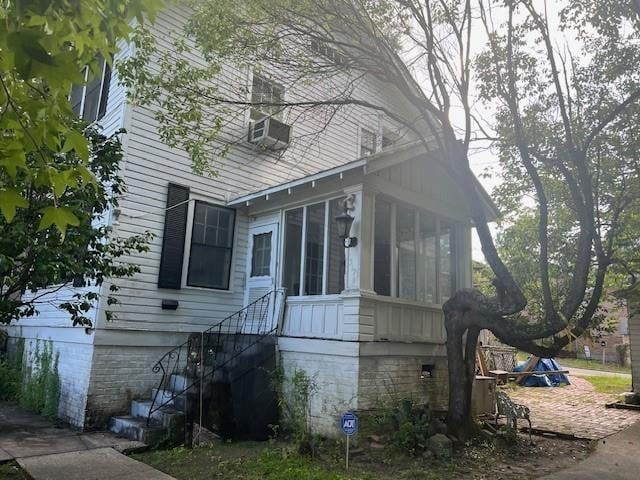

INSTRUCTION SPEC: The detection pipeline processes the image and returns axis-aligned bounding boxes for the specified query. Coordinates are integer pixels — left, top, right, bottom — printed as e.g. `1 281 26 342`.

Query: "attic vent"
248 117 291 150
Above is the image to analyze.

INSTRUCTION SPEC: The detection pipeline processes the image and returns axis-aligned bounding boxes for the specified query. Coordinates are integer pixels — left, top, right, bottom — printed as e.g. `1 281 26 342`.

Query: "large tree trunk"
444 306 480 440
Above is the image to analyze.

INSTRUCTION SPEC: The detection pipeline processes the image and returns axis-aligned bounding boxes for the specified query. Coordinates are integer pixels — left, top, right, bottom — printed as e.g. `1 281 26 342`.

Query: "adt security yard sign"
340 412 358 469
341 412 358 436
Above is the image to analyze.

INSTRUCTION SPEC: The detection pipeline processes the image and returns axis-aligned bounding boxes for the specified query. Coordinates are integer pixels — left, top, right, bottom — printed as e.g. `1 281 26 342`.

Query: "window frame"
250 71 286 121
372 194 459 305
182 200 237 291
359 127 377 157
250 231 273 278
70 56 111 123
280 195 346 297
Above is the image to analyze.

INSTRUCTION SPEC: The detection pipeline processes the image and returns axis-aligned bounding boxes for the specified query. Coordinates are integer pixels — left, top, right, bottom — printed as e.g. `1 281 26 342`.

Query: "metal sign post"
340 411 358 470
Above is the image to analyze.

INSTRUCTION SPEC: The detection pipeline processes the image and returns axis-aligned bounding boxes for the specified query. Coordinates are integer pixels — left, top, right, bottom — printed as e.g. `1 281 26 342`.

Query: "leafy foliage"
272 367 317 454
383 399 435 455
20 340 60 419
0 0 161 233
480 1 640 338
0 129 152 326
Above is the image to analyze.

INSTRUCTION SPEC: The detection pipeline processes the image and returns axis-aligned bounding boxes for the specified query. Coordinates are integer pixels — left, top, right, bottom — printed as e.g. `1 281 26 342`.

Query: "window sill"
181 284 235 294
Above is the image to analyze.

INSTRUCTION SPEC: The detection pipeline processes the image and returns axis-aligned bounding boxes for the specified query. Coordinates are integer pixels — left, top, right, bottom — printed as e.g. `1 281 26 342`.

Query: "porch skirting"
278 337 448 436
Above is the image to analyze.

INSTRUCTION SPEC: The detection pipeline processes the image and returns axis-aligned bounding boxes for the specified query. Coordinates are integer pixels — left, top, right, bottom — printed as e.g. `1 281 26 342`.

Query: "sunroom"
229 141 495 346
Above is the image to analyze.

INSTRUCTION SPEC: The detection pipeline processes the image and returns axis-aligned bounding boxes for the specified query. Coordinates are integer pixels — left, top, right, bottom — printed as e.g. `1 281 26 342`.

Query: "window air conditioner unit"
248 117 291 150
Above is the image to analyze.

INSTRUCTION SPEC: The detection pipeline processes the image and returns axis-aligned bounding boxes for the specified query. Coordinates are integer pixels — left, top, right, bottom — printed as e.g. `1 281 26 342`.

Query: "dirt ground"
133 432 594 480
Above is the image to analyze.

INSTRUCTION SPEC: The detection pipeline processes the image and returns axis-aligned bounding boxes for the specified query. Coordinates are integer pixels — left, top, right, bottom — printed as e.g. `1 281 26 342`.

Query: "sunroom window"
374 196 457 304
282 198 346 296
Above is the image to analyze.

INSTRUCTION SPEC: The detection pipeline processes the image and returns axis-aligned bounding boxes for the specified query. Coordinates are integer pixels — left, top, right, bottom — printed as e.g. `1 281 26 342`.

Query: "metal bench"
495 391 532 442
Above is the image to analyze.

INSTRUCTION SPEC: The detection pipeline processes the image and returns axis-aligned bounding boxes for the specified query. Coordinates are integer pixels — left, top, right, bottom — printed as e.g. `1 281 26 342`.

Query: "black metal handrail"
147 289 284 426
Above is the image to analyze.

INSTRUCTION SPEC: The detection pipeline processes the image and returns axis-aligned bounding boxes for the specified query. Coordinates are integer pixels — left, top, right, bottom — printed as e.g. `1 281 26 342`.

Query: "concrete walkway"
539 421 640 480
0 403 174 479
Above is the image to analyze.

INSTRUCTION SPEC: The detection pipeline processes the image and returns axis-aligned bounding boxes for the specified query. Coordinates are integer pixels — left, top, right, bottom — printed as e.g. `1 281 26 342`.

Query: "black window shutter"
158 183 190 289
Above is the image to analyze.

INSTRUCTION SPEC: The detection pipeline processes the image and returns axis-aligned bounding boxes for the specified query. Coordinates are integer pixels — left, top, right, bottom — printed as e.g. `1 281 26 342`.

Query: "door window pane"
327 198 346 294
396 205 416 299
187 202 235 289
304 203 325 295
440 222 456 302
251 232 272 277
418 212 437 303
283 208 303 296
374 197 391 296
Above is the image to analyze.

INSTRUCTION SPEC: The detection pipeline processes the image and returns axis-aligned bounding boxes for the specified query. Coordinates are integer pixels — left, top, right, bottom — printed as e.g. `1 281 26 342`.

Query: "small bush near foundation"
21 340 60 419
0 360 21 401
0 336 23 401
272 367 318 455
368 399 437 456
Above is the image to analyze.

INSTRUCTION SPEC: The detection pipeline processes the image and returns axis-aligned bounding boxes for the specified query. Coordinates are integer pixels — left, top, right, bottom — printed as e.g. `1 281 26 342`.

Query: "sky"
438 1 570 261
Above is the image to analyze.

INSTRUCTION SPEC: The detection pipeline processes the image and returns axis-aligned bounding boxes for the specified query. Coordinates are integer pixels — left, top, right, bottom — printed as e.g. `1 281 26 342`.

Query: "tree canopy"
0 129 151 326
0 0 161 234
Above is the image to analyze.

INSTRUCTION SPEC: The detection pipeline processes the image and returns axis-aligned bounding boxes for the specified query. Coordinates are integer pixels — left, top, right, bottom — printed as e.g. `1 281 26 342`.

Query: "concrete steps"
108 416 167 444
109 376 189 444
108 333 278 445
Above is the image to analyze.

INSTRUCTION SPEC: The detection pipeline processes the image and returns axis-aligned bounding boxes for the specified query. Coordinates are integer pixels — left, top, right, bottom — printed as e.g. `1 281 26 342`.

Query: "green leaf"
38 206 80 238
0 150 27 179
0 189 29 222
62 130 90 161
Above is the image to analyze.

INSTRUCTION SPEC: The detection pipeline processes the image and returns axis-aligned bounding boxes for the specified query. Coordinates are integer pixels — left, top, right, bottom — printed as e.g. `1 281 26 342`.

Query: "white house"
6 6 497 436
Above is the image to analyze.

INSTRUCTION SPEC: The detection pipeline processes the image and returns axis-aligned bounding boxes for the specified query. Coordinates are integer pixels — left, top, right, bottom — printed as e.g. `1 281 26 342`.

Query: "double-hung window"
374 195 457 304
250 73 285 121
360 128 377 157
282 198 346 297
70 56 111 122
187 202 235 290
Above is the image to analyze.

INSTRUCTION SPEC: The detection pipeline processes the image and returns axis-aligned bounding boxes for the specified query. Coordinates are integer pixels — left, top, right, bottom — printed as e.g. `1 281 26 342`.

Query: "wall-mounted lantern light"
335 195 357 248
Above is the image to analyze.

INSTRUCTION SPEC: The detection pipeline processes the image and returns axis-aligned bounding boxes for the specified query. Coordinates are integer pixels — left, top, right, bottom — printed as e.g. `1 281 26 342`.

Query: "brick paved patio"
506 376 640 440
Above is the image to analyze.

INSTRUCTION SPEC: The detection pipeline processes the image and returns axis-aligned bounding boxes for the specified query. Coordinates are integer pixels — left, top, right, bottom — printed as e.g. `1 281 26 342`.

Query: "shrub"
369 398 436 456
21 340 60 419
0 360 21 401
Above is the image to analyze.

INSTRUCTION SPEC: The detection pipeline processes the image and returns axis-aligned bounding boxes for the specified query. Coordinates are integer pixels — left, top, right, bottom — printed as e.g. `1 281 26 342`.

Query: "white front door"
244 222 279 333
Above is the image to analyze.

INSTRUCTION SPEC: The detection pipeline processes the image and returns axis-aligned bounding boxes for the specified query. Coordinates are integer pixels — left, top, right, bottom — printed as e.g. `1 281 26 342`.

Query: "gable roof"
227 140 499 221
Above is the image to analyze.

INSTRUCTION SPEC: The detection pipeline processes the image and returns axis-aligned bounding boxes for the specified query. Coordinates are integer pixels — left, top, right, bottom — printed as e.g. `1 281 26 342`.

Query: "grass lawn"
556 357 630 374
582 375 632 395
515 353 631 374
132 434 593 480
0 462 30 479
